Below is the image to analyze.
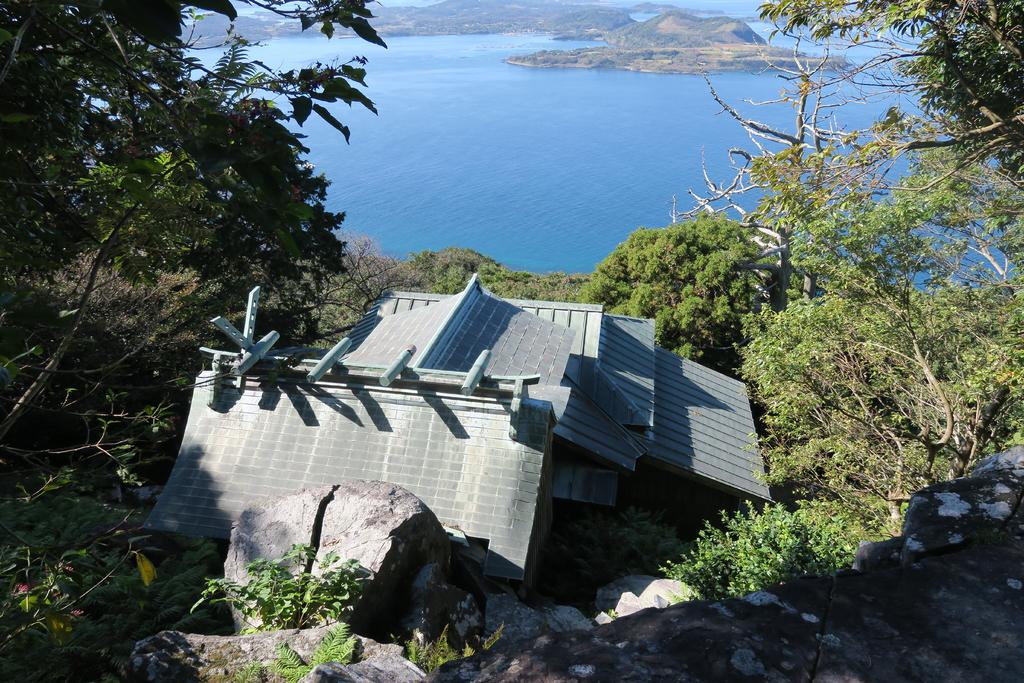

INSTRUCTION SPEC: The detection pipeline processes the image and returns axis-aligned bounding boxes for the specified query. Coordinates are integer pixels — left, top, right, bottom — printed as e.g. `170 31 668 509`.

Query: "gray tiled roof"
597 315 656 426
348 279 575 385
344 295 460 366
351 291 602 386
146 372 553 580
428 292 575 385
531 383 645 471
650 348 767 499
505 299 603 386
595 314 766 499
346 282 768 500
347 291 443 352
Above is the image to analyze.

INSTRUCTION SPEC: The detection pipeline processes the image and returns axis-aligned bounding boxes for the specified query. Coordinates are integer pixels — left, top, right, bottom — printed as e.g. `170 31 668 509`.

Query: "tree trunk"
769 238 792 312
802 273 817 300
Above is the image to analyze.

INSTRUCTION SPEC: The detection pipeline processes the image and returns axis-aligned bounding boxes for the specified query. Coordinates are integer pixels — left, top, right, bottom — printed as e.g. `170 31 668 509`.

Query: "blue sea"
247 32 903 272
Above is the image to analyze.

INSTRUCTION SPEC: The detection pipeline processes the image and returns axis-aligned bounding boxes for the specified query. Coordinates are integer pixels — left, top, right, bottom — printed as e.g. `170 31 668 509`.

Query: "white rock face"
979 501 1012 520
595 575 688 616
935 492 971 517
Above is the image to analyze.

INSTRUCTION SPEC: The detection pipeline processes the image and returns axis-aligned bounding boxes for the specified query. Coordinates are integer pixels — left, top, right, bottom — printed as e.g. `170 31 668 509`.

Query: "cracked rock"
225 481 449 637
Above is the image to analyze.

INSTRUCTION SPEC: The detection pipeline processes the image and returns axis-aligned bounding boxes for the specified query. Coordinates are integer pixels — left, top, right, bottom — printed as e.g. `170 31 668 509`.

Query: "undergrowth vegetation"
270 623 358 683
194 543 367 632
404 624 503 673
0 485 229 682
662 503 864 600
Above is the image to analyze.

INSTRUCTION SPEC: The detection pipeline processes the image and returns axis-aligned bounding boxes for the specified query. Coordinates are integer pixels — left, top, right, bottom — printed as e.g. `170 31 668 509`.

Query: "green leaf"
187 0 237 20
287 202 314 220
343 16 387 48
0 113 35 123
45 613 73 645
341 65 367 86
104 0 183 43
320 79 377 114
126 158 165 175
312 104 350 142
0 28 12 45
291 96 312 126
275 228 300 258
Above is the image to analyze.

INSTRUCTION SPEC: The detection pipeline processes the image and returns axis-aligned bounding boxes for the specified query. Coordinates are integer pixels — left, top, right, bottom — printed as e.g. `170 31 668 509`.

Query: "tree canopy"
0 1 384 453
582 215 759 374
742 155 1024 531
0 2 386 657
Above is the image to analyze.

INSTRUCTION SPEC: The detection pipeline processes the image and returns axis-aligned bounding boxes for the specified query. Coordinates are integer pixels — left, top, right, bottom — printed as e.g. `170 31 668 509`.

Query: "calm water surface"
249 33 900 272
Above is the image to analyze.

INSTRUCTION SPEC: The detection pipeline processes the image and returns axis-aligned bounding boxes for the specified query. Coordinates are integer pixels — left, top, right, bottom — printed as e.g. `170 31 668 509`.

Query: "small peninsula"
508 11 847 74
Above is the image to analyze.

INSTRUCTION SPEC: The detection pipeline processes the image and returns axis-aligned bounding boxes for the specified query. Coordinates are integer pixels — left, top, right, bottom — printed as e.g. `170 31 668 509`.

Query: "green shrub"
194 543 367 632
662 503 860 600
539 507 687 604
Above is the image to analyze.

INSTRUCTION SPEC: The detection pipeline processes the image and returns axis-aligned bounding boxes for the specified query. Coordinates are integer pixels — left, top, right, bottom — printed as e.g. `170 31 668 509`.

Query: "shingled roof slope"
426 290 575 385
343 295 460 366
596 314 767 499
350 291 603 386
531 383 645 470
597 315 656 426
650 349 767 499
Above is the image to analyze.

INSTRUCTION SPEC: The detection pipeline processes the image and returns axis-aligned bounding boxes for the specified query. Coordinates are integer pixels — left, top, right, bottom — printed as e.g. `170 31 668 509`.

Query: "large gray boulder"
848 446 1024 572
225 481 450 636
594 575 658 612
484 594 547 649
435 538 1024 683
300 655 425 683
129 627 403 683
400 563 482 648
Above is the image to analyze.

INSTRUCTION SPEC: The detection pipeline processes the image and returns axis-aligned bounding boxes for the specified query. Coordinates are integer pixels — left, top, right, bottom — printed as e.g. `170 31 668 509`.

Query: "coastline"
505 46 848 75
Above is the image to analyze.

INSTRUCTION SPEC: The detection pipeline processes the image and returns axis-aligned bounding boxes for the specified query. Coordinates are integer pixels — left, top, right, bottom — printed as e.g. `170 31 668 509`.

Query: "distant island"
508 11 848 74
194 1 845 75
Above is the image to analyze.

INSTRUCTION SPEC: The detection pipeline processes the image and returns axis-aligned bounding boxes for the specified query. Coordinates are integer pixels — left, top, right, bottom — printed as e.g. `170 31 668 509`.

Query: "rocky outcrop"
225 481 450 636
483 595 592 652
400 563 483 648
300 655 426 682
129 627 404 682
538 605 593 633
433 447 1024 682
594 575 690 616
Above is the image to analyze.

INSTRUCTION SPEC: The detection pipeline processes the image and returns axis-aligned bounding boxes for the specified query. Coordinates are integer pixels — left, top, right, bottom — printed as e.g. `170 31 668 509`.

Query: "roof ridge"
604 312 655 324
414 274 482 369
382 290 450 301
594 362 653 427
505 297 603 312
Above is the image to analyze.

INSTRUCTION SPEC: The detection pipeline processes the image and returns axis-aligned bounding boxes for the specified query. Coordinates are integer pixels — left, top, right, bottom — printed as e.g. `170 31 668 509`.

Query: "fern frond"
269 643 310 683
310 623 356 667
